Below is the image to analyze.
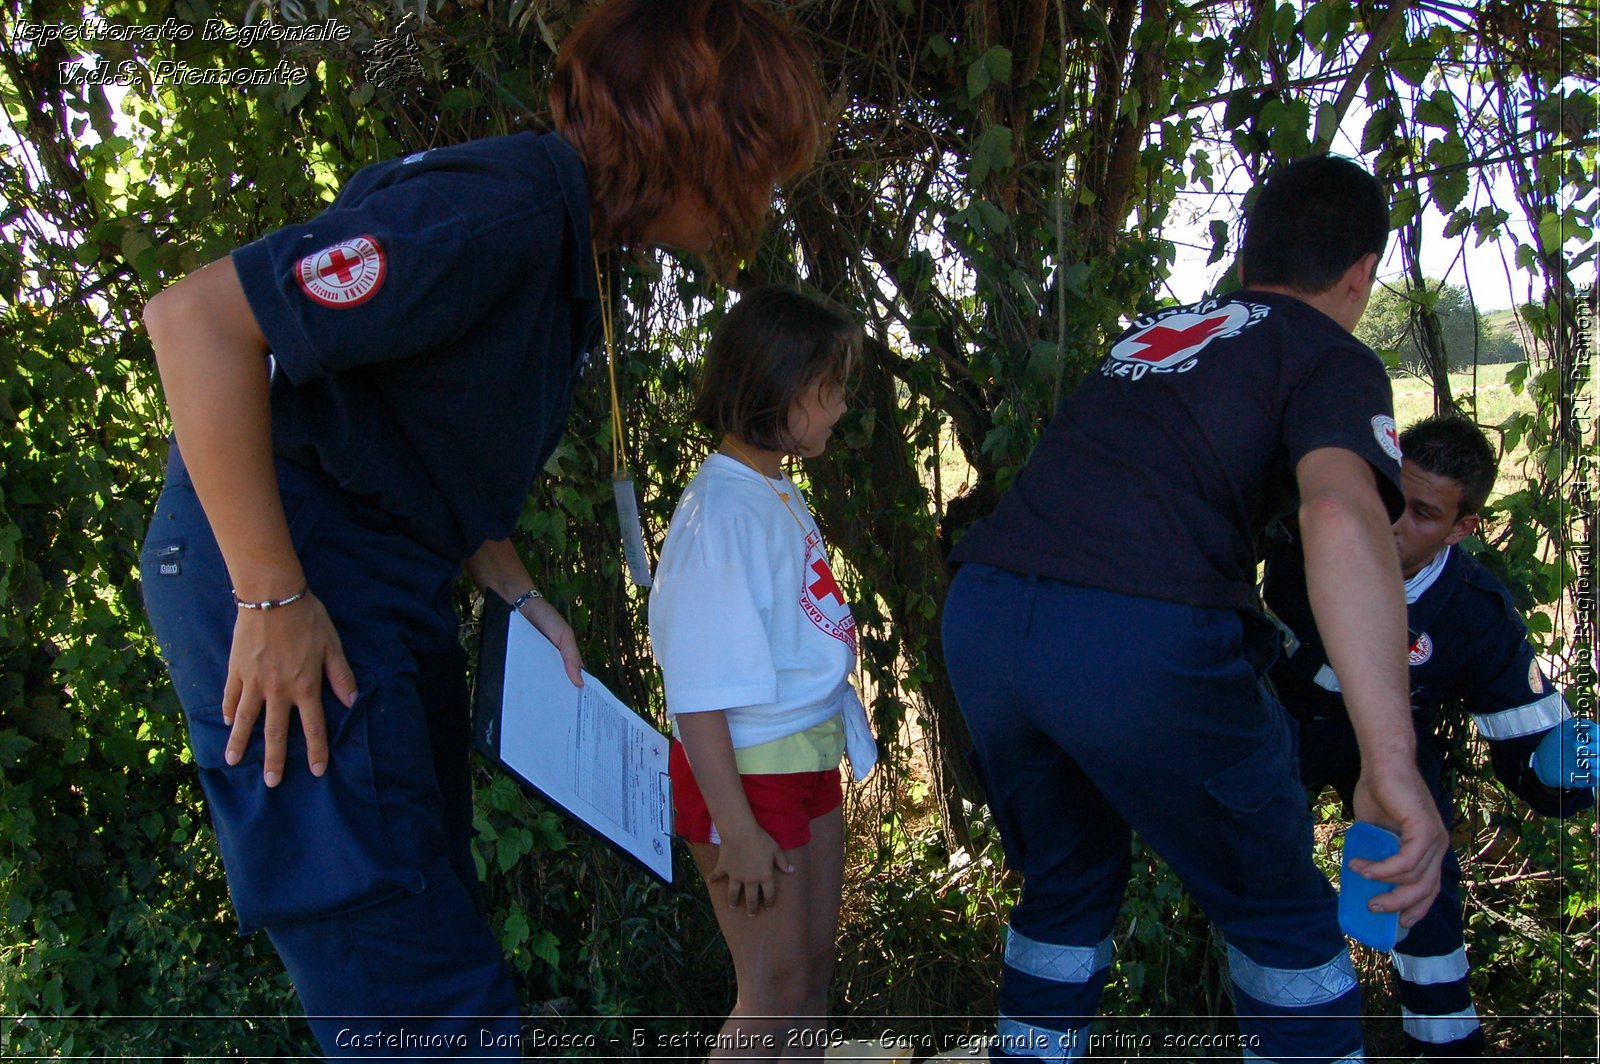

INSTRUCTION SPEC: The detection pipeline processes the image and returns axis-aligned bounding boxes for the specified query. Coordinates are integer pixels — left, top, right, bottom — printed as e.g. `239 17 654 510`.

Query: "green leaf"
441 87 478 114
966 58 991 99
1426 135 1469 212
1369 107 1395 152
1061 261 1091 294
1312 102 1339 146
1261 98 1310 157
120 228 152 268
1538 211 1565 250
975 197 1010 234
1273 3 1296 42
983 46 1014 86
1471 206 1511 243
1207 219 1229 265
531 930 560 970
501 908 530 947
1414 90 1458 130
970 125 1013 184
1027 340 1059 383
1223 92 1258 132
1302 3 1329 52
1391 38 1432 88
278 75 313 113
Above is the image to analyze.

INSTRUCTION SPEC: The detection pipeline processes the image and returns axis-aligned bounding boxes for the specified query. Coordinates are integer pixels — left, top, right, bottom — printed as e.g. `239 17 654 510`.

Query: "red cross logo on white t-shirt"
809 559 845 606
800 531 856 655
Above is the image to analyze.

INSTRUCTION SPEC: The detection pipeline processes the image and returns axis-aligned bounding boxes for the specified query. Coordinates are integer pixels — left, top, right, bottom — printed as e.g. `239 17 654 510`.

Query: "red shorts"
668 740 842 850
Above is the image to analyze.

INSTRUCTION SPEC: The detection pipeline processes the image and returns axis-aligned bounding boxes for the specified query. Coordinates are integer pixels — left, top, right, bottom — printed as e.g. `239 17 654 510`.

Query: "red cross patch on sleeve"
295 235 387 308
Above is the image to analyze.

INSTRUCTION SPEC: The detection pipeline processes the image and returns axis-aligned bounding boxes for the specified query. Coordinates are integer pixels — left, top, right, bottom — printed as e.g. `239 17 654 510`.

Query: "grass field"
1391 361 1541 508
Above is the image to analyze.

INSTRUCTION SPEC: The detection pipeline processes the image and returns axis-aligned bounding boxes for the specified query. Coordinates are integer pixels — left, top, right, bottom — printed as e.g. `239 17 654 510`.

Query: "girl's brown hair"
694 286 861 453
551 0 826 266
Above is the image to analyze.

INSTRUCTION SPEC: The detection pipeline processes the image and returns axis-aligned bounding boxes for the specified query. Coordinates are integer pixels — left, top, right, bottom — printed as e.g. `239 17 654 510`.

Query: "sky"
1160 145 1549 314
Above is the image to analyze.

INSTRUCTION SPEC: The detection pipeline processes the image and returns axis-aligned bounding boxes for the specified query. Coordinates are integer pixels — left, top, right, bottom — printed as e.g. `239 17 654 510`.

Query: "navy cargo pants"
943 564 1364 1063
141 445 519 1058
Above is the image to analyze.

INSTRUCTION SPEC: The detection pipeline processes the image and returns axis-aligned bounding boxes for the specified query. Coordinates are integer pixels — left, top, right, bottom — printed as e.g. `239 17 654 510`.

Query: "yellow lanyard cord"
592 246 626 473
721 437 810 536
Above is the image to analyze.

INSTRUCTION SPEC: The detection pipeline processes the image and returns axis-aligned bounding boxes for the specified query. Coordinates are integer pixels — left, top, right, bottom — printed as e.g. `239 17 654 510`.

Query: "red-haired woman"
139 2 824 1056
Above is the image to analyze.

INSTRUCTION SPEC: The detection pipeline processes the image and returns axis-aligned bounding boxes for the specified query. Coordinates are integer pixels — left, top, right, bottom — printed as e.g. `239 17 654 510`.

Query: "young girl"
650 286 874 1058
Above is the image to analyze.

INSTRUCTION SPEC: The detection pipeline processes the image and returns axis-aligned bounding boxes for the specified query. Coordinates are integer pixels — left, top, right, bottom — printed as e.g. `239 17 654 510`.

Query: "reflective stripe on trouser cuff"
1473 692 1570 739
1227 945 1357 1008
1005 927 1113 984
995 1015 1087 1061
1403 1006 1481 1045
1244 1050 1363 1062
1391 946 1469 985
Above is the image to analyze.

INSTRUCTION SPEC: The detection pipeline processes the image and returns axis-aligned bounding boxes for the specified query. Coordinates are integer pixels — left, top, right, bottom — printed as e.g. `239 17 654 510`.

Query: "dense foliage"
2 0 1594 1057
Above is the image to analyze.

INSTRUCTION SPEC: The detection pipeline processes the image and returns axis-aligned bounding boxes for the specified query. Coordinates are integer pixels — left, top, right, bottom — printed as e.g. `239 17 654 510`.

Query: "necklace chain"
721 438 810 535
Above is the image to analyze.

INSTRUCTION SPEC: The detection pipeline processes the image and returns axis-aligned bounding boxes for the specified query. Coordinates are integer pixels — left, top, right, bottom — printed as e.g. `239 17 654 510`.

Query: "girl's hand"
222 590 358 787
706 823 795 915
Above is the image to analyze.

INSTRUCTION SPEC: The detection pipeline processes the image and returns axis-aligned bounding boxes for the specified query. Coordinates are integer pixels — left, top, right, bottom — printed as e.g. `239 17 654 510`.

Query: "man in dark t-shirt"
1264 415 1595 1060
942 156 1448 1063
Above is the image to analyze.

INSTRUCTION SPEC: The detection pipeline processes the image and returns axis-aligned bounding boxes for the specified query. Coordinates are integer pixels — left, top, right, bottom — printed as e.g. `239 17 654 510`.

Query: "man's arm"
1295 447 1448 925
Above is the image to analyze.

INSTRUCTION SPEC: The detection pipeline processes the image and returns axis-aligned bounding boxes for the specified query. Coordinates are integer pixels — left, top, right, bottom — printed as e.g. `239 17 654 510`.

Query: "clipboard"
474 593 673 883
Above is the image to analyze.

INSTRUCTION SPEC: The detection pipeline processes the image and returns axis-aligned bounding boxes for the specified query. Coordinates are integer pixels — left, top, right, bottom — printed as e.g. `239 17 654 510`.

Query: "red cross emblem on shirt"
1124 315 1231 363
809 559 844 605
296 235 387 308
318 247 361 285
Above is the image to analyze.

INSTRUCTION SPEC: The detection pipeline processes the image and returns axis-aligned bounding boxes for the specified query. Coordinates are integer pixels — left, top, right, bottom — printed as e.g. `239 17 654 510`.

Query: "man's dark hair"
1240 155 1389 293
694 286 861 452
1400 414 1498 518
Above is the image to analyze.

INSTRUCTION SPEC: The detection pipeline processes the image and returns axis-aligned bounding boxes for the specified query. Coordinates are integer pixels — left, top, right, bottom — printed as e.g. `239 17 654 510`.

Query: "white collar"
1404 546 1451 604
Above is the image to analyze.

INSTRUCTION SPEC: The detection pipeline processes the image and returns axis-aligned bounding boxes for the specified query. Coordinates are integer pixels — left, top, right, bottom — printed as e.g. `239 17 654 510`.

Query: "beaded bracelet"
233 587 309 612
510 588 543 612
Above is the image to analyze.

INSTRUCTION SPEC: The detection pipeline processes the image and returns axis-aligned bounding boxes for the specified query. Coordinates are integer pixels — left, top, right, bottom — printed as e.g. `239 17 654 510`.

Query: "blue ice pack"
1530 717 1597 791
1338 822 1401 950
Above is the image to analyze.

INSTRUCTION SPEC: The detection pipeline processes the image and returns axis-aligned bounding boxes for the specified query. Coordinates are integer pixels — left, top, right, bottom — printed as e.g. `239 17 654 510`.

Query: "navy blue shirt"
951 291 1405 611
233 132 600 562
1264 536 1592 819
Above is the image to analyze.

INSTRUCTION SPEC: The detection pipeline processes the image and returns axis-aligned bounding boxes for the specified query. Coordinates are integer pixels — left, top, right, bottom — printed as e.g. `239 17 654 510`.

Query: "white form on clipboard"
474 594 673 883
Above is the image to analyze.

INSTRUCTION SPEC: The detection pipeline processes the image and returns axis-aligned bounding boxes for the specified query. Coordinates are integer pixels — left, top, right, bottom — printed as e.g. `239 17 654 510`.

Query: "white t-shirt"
649 454 859 749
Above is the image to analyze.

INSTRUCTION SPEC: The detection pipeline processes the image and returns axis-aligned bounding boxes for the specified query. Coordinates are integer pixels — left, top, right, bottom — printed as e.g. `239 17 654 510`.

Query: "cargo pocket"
184 679 427 934
1202 719 1315 898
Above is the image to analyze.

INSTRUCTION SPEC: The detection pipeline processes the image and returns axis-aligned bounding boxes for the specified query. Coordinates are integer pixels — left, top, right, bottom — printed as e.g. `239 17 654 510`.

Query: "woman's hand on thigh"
223 590 357 786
